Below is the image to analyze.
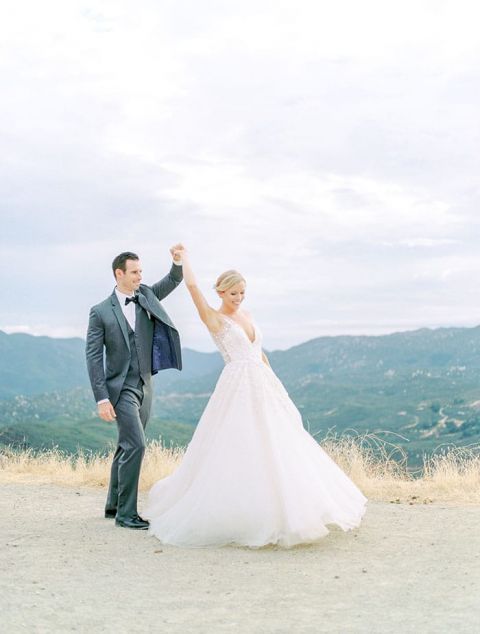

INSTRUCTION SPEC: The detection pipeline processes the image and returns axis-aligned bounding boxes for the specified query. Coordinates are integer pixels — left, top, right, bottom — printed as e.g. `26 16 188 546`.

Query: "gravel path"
1 483 480 633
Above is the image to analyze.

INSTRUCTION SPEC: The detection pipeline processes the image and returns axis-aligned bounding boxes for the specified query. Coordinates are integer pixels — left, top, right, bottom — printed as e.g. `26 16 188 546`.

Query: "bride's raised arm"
173 247 223 333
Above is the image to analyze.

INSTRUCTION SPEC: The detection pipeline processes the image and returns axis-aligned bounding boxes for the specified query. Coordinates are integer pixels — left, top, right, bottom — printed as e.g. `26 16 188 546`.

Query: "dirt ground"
1 482 480 633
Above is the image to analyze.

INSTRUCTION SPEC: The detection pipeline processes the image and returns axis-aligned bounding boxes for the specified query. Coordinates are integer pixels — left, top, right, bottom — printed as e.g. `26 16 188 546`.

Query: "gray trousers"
105 380 152 521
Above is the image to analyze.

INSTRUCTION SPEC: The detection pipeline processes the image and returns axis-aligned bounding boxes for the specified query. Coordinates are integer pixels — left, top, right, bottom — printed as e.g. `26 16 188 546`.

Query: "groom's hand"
98 401 116 422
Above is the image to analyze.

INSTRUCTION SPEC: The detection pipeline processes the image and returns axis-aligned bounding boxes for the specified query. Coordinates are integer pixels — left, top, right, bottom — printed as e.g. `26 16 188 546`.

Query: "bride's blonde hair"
214 270 246 292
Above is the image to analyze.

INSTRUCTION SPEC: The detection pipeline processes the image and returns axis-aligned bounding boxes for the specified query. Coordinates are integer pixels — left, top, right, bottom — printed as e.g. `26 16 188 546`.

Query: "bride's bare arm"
173 248 223 332
262 351 271 367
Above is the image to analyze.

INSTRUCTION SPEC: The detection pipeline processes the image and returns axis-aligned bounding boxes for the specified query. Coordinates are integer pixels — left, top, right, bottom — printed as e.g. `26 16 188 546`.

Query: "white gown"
144 315 367 548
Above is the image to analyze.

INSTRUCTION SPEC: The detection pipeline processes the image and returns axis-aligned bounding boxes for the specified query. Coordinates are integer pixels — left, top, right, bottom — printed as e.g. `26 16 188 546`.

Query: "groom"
86 247 183 529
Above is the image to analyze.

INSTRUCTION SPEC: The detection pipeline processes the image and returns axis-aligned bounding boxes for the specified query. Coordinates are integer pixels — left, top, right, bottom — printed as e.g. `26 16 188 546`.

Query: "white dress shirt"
115 287 137 331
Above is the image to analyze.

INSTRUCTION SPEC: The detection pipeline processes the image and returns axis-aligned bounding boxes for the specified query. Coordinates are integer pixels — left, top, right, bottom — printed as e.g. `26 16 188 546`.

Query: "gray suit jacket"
85 263 183 406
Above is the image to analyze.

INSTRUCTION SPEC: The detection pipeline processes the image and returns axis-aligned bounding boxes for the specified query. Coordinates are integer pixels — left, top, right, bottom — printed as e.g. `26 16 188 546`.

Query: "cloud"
1 0 480 350
1 324 82 338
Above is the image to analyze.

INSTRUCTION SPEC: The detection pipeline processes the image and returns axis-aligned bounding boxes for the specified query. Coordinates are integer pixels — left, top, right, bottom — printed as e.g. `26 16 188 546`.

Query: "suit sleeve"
85 307 109 403
150 262 183 301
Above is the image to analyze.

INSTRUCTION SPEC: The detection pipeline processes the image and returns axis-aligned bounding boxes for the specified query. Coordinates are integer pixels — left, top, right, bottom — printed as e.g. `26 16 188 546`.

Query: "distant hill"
0 330 221 452
151 326 480 463
0 330 222 398
0 387 194 453
2 327 480 465
0 331 88 398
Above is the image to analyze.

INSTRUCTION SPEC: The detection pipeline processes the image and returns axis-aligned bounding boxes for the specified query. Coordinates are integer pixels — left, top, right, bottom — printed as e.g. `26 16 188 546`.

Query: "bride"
144 247 367 547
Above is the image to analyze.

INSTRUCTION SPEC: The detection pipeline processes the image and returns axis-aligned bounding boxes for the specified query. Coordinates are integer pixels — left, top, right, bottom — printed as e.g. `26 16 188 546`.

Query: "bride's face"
219 282 246 311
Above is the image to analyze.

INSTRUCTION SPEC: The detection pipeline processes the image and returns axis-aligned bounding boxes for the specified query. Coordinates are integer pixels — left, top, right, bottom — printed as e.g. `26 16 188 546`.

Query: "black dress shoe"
115 517 150 530
104 509 117 519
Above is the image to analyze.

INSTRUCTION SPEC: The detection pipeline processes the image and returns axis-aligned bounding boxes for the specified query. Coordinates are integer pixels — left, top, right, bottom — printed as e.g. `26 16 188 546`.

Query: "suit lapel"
136 293 151 319
138 291 176 329
110 291 130 350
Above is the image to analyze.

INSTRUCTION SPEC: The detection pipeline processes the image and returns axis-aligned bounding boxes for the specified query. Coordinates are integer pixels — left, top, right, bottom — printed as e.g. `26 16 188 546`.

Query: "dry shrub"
140 441 184 489
320 430 411 500
320 430 480 504
421 445 480 503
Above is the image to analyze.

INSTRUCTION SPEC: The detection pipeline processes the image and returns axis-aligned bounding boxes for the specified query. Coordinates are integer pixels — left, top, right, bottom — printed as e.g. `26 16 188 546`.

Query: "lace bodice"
209 315 263 365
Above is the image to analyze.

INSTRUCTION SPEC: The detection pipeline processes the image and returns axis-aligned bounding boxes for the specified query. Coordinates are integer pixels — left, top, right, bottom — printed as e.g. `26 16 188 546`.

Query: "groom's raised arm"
85 308 109 403
150 252 183 301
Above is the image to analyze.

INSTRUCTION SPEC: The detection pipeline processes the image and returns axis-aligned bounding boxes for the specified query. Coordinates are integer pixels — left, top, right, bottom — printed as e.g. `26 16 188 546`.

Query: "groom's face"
116 259 143 293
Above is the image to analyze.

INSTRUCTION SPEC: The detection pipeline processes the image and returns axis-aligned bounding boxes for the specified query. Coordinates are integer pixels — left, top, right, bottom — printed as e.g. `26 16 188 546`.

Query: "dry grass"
2 434 480 504
321 431 480 504
0 441 183 491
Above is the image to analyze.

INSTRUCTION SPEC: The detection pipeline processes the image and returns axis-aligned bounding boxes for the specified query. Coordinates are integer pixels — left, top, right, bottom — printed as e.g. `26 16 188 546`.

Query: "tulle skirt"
144 360 367 548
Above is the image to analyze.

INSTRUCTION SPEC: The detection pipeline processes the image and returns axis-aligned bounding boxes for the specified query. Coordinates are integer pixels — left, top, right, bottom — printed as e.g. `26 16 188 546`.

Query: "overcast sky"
1 0 480 351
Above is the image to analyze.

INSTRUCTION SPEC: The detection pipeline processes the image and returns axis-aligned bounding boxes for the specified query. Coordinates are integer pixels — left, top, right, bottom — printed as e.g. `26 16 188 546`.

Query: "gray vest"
123 306 153 389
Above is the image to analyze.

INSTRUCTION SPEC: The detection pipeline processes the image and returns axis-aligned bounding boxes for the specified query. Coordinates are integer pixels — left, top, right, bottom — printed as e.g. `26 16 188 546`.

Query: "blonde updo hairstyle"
214 270 246 294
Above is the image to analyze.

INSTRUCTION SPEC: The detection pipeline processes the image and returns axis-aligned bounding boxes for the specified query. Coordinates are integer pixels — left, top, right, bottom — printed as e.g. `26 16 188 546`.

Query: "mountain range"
2 326 480 466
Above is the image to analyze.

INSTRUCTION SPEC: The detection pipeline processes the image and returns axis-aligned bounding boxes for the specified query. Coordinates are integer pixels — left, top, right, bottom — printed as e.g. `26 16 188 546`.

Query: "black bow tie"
125 295 139 306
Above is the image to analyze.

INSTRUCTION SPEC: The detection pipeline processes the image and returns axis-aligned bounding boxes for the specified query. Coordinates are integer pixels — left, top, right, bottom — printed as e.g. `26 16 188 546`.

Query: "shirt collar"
115 287 136 302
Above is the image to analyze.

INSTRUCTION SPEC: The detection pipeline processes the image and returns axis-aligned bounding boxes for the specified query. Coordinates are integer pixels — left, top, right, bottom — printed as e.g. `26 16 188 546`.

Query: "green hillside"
0 330 222 398
0 388 193 453
0 331 88 398
2 327 480 465
152 326 480 464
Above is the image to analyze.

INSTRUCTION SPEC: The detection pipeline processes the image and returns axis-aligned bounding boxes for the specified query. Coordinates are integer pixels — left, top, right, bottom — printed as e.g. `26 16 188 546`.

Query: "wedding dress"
144 315 367 547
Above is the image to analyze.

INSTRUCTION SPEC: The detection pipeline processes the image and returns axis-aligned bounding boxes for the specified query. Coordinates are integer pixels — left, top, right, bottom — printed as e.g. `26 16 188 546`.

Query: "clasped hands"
170 243 186 264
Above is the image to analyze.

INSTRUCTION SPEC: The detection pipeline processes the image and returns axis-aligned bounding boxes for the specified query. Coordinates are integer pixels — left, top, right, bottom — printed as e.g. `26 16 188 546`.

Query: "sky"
1 0 480 351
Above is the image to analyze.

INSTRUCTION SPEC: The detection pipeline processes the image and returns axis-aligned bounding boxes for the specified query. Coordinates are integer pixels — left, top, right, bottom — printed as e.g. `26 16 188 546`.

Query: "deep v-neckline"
221 314 256 344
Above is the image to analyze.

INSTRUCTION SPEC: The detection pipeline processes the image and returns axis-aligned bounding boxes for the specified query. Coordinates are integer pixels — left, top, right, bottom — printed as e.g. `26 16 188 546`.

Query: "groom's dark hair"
112 252 139 279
